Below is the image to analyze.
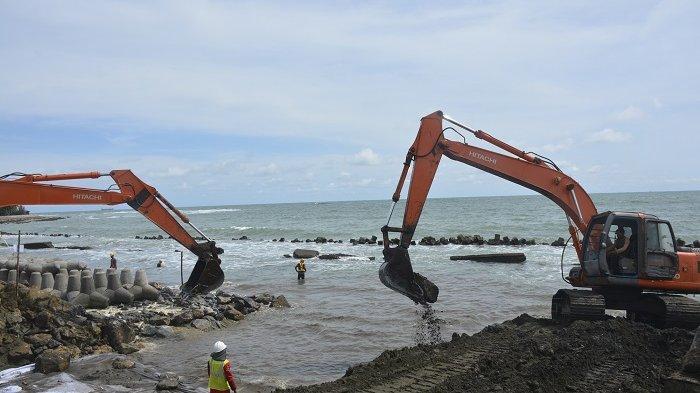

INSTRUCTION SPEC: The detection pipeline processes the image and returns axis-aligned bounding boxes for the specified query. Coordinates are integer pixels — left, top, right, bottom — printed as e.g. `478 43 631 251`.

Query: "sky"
1 1 698 210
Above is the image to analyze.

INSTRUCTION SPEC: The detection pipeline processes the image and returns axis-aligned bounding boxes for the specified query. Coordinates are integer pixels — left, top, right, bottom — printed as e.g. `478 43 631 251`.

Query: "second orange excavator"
0 170 224 295
381 111 700 328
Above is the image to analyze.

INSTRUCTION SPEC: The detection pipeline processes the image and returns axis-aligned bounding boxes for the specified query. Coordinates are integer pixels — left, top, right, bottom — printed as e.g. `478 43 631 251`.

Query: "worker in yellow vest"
295 259 307 280
207 341 237 393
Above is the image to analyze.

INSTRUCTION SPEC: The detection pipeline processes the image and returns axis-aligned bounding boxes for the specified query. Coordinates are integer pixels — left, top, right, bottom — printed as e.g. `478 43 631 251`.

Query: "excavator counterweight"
0 170 225 295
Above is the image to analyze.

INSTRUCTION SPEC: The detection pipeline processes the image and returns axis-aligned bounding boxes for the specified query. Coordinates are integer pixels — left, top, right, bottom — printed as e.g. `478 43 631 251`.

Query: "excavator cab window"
581 216 608 277
642 220 678 279
606 220 638 276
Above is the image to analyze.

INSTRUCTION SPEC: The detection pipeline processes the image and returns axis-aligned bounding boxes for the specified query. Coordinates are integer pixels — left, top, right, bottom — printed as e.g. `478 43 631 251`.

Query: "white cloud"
587 165 603 174
587 128 631 143
540 138 573 152
615 105 644 120
652 97 663 108
351 148 381 166
558 160 579 172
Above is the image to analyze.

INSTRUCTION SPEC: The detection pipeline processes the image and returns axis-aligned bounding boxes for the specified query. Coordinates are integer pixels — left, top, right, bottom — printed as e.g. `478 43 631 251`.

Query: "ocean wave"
183 208 242 215
231 226 253 230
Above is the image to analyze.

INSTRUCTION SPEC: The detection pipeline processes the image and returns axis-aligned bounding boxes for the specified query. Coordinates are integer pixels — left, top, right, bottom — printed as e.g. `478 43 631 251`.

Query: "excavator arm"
0 170 224 295
380 111 597 304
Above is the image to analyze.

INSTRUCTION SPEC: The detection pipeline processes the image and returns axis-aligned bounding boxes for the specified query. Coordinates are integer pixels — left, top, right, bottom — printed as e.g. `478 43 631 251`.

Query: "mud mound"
283 314 694 393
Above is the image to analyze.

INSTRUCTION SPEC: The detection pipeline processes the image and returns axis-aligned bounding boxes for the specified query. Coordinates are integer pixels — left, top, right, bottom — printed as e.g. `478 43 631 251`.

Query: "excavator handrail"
0 169 224 295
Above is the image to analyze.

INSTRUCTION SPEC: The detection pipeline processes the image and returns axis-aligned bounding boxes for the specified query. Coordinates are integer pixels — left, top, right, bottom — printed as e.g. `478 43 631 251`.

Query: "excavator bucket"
181 255 225 296
379 246 439 304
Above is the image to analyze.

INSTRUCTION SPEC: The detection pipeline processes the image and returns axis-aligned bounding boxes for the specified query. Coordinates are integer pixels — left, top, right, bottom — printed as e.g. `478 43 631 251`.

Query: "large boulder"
112 357 135 369
254 293 274 305
171 310 194 326
7 340 33 364
271 295 291 308
35 347 71 373
223 305 245 321
293 249 319 259
156 372 180 390
102 319 136 351
191 318 211 330
551 237 566 247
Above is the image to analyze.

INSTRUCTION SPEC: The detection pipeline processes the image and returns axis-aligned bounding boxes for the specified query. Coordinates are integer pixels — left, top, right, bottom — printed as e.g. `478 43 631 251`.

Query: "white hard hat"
212 341 226 353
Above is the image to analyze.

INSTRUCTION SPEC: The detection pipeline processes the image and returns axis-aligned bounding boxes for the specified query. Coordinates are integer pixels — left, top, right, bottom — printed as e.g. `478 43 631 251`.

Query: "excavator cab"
578 212 679 283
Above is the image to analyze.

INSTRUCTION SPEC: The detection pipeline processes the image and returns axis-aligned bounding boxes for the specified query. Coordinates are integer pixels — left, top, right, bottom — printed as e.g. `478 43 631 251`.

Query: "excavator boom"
0 170 224 295
381 111 597 304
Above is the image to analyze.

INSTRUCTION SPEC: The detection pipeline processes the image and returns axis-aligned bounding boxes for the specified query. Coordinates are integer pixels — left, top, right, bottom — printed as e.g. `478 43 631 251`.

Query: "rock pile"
0 260 160 309
0 281 290 371
0 282 114 370
417 234 538 246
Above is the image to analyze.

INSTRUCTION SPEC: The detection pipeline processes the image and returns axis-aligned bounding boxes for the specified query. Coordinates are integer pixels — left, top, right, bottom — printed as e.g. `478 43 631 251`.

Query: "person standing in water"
109 252 117 269
207 341 237 393
295 259 307 280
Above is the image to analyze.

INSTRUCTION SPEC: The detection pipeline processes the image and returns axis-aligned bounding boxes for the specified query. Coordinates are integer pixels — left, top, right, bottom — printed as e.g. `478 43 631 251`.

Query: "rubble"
0 279 289 371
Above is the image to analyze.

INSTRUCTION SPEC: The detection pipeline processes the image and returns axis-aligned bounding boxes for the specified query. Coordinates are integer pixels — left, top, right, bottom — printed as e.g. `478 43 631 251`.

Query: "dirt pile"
283 314 694 393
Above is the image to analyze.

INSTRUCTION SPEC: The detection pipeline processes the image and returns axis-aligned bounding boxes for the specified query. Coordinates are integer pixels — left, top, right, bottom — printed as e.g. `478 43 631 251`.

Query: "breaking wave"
183 208 242 215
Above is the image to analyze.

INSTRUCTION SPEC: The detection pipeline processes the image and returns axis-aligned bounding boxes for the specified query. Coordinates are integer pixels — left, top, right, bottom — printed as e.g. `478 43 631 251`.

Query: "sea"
0 191 698 389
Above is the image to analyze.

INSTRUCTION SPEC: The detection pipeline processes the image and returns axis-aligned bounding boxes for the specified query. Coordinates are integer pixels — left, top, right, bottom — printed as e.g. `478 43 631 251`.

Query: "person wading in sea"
109 252 117 269
295 259 307 280
207 341 237 393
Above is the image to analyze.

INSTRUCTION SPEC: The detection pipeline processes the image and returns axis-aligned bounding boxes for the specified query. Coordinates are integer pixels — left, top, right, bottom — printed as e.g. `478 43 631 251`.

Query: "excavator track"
628 294 700 329
354 343 509 393
563 359 638 392
551 289 606 324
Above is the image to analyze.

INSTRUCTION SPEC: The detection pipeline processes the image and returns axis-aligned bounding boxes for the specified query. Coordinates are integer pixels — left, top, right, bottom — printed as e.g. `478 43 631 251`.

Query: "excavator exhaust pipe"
379 246 439 304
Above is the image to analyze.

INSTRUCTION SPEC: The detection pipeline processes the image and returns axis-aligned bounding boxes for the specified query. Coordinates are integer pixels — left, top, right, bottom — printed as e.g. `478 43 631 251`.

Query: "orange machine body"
0 169 223 294
382 111 700 303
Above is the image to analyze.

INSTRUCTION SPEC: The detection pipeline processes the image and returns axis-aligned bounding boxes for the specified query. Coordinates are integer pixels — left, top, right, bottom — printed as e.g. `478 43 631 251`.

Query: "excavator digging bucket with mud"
181 243 225 295
379 246 439 304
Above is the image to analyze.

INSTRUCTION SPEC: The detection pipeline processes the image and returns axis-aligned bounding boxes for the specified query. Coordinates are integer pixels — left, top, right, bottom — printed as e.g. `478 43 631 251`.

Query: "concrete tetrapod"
134 269 160 301
7 270 17 283
89 291 110 309
102 272 118 304
67 261 87 271
94 269 108 289
53 273 68 298
120 269 134 286
66 272 84 303
112 269 134 305
41 272 54 291
19 271 28 285
29 272 43 289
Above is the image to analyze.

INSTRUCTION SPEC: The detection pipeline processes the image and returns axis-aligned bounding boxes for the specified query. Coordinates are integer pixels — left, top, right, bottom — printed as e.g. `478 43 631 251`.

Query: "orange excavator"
0 170 224 295
381 111 700 327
